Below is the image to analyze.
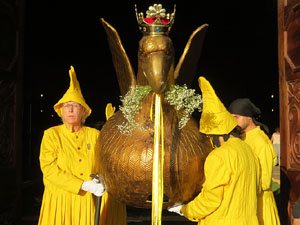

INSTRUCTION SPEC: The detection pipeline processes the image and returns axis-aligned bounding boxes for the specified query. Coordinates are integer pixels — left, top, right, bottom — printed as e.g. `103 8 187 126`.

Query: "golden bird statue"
98 4 212 209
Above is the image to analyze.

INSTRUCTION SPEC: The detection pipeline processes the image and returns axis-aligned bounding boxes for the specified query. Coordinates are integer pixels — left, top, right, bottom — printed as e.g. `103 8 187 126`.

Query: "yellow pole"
152 94 164 225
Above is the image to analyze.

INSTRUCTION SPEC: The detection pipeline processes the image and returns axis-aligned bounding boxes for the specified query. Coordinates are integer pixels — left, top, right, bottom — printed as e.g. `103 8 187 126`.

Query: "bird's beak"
141 52 173 94
138 35 174 94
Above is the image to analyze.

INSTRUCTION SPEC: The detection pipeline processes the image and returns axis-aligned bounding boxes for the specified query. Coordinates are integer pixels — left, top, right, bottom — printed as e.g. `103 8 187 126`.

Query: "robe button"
77 147 80 150
80 173 83 176
79 159 82 162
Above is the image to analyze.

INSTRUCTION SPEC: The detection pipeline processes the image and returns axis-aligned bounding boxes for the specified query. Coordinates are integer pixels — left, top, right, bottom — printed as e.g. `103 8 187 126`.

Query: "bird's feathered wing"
100 18 136 96
174 24 209 87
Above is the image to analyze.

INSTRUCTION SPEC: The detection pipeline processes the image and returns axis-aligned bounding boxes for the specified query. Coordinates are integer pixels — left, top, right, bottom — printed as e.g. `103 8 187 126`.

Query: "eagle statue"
98 4 213 209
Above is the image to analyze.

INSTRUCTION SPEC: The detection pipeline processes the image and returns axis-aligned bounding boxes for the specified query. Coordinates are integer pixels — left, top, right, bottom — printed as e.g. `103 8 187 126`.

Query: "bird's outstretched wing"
100 18 136 96
174 24 209 87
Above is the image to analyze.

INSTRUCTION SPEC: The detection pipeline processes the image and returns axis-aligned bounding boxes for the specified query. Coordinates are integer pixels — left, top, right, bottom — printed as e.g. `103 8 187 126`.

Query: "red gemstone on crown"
144 17 170 24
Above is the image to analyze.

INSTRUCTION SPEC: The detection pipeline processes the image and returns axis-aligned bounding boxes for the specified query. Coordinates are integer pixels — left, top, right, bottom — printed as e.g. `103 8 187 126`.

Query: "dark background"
16 0 280 222
23 0 279 167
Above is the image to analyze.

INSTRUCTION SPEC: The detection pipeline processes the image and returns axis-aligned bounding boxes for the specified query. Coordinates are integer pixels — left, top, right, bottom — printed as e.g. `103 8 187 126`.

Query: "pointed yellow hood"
199 76 237 135
54 65 92 117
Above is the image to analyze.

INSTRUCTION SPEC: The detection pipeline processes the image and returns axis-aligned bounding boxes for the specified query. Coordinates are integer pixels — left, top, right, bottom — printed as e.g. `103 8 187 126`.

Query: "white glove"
81 179 105 197
167 203 184 216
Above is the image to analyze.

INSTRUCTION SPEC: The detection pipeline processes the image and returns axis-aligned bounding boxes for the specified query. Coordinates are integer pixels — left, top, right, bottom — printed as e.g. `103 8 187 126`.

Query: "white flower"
118 84 203 135
165 84 203 129
118 85 152 135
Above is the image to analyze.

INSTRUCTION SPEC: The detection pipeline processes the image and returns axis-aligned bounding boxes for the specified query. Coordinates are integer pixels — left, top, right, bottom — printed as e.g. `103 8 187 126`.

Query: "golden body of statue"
99 4 212 208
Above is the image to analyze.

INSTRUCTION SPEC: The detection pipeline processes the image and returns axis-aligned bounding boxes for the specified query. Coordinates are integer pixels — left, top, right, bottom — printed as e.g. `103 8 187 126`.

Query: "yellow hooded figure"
177 76 261 225
199 76 237 135
54 65 92 120
38 65 104 225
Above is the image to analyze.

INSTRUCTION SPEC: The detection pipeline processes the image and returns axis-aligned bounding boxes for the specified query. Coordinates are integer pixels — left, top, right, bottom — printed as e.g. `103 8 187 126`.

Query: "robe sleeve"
39 129 83 194
181 153 231 221
256 140 275 191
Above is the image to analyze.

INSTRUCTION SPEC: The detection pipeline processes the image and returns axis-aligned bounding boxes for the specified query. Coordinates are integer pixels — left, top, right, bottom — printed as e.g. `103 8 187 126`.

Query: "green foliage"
117 85 152 135
165 84 203 129
117 84 203 135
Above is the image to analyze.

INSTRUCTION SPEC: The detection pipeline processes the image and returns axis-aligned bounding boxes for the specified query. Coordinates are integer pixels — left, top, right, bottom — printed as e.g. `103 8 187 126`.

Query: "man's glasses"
62 103 81 109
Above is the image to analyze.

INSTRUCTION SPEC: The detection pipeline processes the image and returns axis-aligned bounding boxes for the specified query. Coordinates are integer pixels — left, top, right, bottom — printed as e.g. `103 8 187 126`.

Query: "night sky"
24 0 279 140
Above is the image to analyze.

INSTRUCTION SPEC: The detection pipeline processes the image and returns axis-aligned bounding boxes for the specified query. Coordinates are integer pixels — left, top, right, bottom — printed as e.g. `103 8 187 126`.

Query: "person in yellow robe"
168 77 260 225
229 98 280 225
38 66 105 225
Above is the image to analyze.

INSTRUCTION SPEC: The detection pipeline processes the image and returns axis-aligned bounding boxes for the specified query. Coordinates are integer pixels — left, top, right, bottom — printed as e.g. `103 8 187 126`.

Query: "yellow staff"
152 94 164 225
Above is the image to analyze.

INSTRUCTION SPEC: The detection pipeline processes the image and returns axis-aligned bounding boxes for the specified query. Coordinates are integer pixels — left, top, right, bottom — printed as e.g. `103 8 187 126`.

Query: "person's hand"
81 180 105 197
167 203 184 216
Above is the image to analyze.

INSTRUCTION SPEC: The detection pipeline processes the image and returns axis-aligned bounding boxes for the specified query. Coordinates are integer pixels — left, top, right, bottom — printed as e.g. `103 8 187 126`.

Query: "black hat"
228 98 269 135
228 98 261 117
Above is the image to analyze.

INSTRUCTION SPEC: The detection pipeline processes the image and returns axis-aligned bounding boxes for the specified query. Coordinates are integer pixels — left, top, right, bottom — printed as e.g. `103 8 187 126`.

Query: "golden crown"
135 4 176 35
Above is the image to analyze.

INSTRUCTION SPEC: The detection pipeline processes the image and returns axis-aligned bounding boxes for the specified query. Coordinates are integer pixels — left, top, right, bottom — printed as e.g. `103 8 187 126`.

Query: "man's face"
61 101 84 127
231 114 251 132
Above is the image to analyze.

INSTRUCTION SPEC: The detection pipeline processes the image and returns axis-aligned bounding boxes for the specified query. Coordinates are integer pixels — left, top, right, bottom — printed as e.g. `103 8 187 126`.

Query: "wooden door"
278 0 300 224
0 0 24 223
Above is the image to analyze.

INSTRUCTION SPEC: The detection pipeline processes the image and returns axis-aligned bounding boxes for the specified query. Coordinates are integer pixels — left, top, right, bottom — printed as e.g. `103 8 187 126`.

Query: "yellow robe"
181 138 260 225
100 191 127 225
244 126 280 225
38 124 100 225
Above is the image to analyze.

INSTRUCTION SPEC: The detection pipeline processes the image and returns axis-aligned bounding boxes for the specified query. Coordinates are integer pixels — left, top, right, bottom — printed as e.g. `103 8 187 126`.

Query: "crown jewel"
135 4 176 36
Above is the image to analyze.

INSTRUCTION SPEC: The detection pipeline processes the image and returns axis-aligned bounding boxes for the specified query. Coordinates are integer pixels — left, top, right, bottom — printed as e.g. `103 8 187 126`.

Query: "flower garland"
165 84 203 129
117 85 152 135
117 84 203 135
